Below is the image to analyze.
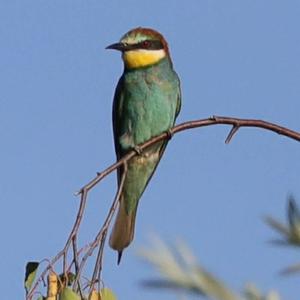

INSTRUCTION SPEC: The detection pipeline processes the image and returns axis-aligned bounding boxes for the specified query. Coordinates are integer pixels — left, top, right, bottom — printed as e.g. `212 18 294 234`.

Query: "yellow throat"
122 49 166 69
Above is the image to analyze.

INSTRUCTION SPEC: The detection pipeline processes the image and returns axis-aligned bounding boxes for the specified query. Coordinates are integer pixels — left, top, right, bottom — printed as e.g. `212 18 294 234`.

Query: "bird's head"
106 27 170 69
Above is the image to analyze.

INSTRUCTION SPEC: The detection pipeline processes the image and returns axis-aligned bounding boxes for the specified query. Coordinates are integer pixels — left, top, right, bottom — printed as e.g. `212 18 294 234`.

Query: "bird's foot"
133 145 142 155
166 129 174 140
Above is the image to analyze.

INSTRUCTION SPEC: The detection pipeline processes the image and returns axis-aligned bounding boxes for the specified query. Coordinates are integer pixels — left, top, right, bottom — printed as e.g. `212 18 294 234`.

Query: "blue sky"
1 1 300 299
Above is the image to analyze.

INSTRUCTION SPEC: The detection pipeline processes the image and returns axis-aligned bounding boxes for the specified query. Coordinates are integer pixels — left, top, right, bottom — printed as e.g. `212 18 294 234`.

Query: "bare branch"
76 115 300 196
87 166 127 293
26 115 300 299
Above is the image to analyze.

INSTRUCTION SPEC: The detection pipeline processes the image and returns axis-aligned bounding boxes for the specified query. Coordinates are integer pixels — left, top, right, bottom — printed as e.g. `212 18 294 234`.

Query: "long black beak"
106 42 127 51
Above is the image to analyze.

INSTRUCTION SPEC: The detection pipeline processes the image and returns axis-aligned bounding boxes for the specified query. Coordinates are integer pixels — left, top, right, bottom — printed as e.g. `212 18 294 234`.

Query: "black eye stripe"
126 40 164 51
140 40 163 50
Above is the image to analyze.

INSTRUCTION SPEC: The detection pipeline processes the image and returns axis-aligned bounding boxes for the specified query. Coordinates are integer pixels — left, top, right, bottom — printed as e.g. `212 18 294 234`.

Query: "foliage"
138 236 280 300
265 195 300 275
25 196 300 299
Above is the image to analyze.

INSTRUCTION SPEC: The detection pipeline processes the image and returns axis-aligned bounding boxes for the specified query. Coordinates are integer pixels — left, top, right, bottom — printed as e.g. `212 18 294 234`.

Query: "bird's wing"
112 75 125 184
175 78 182 120
159 78 181 157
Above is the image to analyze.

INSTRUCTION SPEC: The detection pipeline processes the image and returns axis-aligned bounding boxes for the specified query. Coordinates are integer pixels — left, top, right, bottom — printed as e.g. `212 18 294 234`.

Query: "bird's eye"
142 40 150 48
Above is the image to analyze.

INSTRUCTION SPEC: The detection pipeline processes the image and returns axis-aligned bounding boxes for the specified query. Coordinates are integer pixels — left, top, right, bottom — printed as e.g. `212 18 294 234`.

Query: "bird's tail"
109 142 166 263
109 197 137 264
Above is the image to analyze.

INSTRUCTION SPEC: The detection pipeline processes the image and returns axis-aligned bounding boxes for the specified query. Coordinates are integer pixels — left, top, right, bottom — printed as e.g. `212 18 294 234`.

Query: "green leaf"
59 287 80 300
280 262 300 275
138 236 239 300
287 197 300 244
244 283 261 300
100 288 117 300
244 284 281 300
287 196 300 227
24 261 39 294
265 291 280 300
264 216 289 237
89 288 117 300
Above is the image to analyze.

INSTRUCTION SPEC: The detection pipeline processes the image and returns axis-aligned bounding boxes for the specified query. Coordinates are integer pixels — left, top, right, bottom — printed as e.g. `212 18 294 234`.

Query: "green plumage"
108 28 181 262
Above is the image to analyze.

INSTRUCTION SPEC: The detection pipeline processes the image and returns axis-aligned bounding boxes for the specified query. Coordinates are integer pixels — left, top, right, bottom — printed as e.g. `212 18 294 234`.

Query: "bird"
106 27 181 263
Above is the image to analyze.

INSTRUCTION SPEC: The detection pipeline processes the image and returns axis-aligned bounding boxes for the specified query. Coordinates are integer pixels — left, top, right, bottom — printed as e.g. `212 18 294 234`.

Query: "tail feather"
109 198 137 262
117 251 123 265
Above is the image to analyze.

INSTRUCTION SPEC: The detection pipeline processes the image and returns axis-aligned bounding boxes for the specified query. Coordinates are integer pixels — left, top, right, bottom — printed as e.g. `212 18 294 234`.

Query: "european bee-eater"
106 27 181 263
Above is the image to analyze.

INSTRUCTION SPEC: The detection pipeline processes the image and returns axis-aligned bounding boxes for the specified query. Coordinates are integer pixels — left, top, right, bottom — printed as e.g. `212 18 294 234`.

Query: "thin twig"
97 230 107 290
72 237 83 298
86 167 127 293
225 125 239 144
90 229 108 289
27 190 88 300
72 237 79 277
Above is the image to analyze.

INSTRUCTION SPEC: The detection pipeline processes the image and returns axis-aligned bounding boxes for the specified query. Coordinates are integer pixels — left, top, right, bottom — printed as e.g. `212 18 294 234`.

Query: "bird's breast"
118 65 178 149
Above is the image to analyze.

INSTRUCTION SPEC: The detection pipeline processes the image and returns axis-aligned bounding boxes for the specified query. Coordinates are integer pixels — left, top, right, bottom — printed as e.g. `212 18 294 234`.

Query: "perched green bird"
106 27 181 263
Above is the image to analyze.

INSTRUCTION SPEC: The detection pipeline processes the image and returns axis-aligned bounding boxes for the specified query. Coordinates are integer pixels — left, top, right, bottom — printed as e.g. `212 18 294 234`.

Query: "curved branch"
77 115 300 194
